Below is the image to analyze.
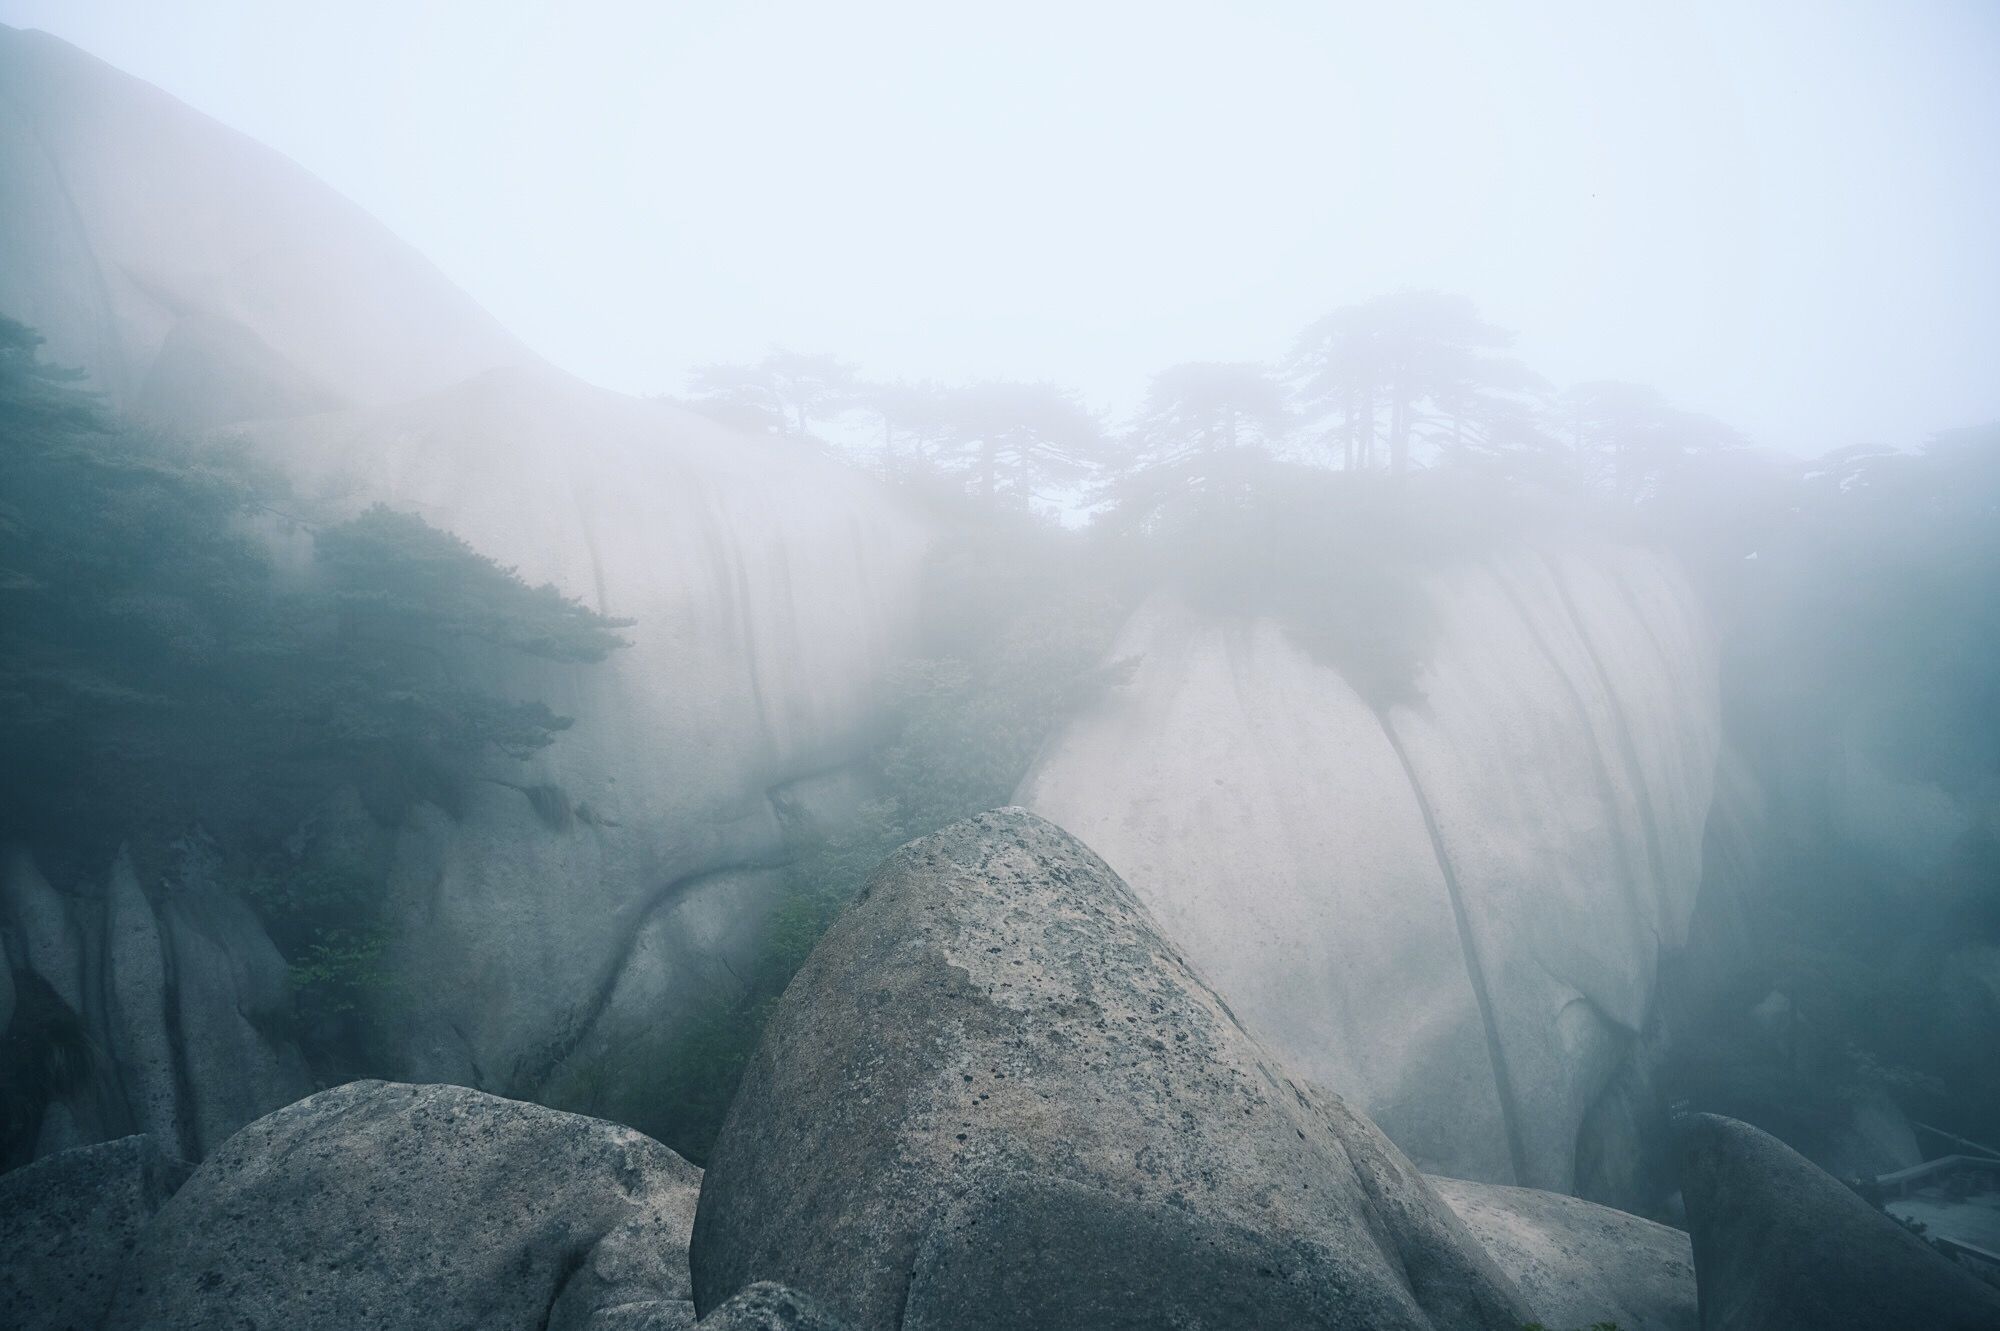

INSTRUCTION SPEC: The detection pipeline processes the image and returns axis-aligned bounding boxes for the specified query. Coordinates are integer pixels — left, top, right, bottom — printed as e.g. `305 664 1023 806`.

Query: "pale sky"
5 0 1997 453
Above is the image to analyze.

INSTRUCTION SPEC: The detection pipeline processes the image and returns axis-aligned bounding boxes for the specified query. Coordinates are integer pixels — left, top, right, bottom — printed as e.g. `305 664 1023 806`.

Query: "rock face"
690 808 1532 1331
108 1080 703 1331
0 1134 191 1331
239 367 928 1119
0 844 310 1166
1431 1176 1697 1331
1678 1113 2000 1331
0 23 532 424
1017 545 1721 1195
0 22 930 1155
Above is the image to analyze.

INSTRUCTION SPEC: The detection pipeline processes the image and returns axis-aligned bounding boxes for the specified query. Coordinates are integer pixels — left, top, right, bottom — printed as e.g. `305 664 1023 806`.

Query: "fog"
7 0 1997 451
5 6 2000 1328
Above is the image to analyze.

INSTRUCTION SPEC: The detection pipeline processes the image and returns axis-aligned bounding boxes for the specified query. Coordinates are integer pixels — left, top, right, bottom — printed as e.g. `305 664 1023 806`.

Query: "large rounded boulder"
1678 1113 2000 1331
108 1080 702 1331
689 808 1531 1330
0 1134 191 1331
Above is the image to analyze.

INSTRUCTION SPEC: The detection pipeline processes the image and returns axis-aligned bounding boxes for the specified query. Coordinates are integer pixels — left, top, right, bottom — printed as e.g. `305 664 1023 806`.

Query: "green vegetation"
0 318 630 1114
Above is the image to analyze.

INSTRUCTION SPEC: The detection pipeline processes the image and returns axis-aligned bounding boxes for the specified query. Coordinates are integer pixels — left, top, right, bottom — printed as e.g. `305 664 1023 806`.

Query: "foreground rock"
1679 1113 2000 1331
695 1283 854 1330
1018 548 1721 1197
1431 1176 1696 1331
690 808 1531 1330
0 1134 190 1331
108 1081 701 1331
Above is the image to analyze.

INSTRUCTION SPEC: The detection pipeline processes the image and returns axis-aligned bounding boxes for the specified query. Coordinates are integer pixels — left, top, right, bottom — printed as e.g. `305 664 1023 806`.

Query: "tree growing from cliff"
1102 361 1293 529
1557 380 1739 501
0 316 632 1079
933 379 1106 505
684 349 860 440
1288 291 1540 475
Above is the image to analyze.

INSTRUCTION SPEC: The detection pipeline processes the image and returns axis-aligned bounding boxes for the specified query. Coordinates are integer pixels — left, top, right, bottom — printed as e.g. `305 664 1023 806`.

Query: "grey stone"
107 1080 702 1331
689 808 1531 1331
1017 546 1721 1195
587 1301 700 1331
0 1134 191 1331
100 856 182 1151
2 846 313 1165
904 1172 1373 1330
1819 1085 1922 1181
694 1283 853 1331
0 24 531 423
1678 1113 2000 1331
156 879 313 1155
1431 1176 1697 1331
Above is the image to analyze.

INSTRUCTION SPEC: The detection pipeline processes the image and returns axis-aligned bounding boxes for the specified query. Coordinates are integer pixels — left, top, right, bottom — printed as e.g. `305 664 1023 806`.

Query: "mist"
3 6 1999 1331
7 0 1998 452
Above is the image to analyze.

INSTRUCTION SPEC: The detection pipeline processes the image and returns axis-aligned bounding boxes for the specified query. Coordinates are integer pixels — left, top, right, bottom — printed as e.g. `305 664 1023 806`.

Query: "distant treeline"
673 290 1739 510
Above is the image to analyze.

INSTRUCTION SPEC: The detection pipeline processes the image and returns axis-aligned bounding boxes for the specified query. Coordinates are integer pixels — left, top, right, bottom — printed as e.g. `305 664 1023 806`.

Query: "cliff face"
2 843 309 1163
237 368 929 1106
0 23 928 1152
1017 544 1721 1195
0 24 534 425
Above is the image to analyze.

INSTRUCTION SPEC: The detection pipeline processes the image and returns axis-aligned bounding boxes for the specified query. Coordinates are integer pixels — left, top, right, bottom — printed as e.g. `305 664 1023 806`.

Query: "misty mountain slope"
236 367 929 1101
0 24 930 1156
1017 542 1719 1195
0 22 535 426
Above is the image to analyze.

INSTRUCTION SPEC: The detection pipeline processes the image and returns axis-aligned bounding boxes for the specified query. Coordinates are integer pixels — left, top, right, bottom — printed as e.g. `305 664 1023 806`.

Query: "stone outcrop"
0 1133 191 1331
0 844 310 1165
106 1080 703 1331
1432 1176 1697 1331
237 367 928 1123
0 24 533 424
1017 545 1722 1196
1678 1112 2000 1331
689 808 1532 1331
0 21 930 1158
